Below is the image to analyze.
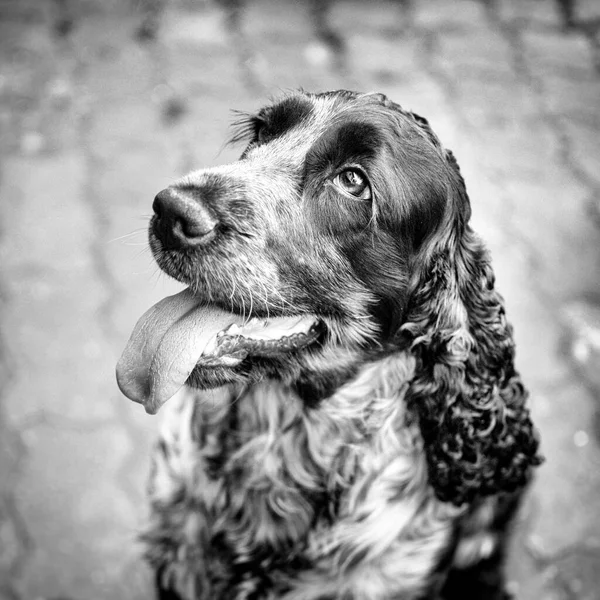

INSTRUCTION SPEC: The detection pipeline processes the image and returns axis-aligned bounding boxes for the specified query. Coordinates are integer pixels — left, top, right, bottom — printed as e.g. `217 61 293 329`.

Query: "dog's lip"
115 288 320 414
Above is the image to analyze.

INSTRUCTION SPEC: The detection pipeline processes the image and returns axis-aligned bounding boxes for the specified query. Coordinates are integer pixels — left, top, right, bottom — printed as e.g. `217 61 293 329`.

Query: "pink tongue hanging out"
116 289 244 414
116 288 320 414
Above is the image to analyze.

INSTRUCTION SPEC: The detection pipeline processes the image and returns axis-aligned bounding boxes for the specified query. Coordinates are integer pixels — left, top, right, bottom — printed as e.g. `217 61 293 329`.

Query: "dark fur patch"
257 95 314 142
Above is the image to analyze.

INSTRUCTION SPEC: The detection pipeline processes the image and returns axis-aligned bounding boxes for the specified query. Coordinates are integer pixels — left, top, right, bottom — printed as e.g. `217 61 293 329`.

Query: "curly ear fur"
401 149 542 506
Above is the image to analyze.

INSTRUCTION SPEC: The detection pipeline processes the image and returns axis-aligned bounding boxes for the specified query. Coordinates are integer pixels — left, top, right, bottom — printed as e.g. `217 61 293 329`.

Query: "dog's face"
117 90 461 414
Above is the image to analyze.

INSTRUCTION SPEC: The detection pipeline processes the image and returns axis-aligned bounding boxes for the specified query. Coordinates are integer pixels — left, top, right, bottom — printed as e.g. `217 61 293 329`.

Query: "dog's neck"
153 353 420 502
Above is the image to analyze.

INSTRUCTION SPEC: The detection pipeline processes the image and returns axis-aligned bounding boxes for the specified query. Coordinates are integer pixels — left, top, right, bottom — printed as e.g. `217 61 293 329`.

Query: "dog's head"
117 90 455 410
117 90 540 503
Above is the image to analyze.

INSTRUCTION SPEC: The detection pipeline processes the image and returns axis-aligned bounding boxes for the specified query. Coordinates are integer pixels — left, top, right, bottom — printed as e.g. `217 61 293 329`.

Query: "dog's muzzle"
116 288 322 414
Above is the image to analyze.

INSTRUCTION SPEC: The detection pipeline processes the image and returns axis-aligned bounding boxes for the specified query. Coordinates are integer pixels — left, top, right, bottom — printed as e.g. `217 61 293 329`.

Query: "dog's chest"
147 358 452 598
152 379 408 524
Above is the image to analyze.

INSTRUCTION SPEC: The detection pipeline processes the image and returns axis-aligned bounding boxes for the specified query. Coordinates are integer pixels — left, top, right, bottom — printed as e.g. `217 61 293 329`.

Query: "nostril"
152 189 170 219
176 214 216 239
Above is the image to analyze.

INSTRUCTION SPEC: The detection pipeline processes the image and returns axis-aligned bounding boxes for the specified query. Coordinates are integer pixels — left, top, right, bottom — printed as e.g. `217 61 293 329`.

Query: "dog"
116 90 542 600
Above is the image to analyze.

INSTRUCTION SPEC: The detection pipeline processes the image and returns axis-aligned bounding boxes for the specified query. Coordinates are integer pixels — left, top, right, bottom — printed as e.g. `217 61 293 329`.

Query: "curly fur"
124 90 542 600
403 235 540 505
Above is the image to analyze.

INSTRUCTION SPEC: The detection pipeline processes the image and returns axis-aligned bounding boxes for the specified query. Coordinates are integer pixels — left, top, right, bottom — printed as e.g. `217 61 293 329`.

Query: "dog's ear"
400 150 542 506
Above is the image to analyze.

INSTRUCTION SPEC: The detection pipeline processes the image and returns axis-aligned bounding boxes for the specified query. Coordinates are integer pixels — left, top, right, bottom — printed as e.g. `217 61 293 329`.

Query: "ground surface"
1 0 600 598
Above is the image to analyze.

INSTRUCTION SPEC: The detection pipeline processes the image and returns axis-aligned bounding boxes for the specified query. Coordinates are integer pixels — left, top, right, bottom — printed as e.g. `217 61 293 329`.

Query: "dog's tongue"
116 289 244 414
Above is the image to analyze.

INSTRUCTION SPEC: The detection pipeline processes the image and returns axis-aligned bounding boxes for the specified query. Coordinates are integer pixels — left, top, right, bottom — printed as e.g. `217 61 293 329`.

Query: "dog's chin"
186 363 250 390
185 346 358 410
184 343 317 392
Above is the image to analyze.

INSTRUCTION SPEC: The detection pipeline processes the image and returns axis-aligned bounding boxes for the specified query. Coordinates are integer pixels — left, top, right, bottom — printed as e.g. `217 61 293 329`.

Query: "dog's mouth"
116 288 322 414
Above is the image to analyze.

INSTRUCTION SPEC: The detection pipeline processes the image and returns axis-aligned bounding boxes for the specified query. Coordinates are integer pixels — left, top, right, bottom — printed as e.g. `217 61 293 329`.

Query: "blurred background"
1 0 600 598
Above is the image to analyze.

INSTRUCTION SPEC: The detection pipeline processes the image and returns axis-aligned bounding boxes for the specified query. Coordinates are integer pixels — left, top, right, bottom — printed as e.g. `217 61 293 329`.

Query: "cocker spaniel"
116 90 542 600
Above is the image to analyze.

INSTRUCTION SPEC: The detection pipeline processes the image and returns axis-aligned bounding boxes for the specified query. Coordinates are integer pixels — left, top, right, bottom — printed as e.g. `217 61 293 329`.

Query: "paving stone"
0 499 24 573
562 299 600 392
0 155 120 424
12 424 152 600
523 26 595 72
560 118 600 203
527 378 600 551
416 0 487 30
551 547 600 600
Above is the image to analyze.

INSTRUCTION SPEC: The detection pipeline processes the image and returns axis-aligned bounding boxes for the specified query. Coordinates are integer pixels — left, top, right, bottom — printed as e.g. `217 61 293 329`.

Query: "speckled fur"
139 90 541 599
146 356 462 599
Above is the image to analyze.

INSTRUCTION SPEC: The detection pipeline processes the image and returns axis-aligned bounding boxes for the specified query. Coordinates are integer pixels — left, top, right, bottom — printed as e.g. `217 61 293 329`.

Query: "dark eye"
333 168 372 200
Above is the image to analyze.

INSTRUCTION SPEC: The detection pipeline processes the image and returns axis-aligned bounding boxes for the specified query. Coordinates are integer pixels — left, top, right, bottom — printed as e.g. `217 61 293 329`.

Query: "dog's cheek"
306 186 372 236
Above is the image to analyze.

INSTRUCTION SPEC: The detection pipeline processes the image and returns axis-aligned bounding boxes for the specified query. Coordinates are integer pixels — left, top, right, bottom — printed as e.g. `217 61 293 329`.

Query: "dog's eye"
333 168 371 200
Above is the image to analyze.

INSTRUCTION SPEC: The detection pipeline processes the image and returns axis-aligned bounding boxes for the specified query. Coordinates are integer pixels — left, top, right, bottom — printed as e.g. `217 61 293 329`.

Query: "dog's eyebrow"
257 96 314 139
306 120 382 173
229 96 314 147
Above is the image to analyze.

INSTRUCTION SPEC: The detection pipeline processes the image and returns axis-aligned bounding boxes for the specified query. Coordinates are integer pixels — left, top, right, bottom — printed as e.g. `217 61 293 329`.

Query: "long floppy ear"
401 147 542 506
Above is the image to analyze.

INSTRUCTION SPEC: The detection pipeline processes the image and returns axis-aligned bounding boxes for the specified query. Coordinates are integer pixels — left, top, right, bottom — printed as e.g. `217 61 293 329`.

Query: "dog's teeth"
211 317 321 360
224 323 242 335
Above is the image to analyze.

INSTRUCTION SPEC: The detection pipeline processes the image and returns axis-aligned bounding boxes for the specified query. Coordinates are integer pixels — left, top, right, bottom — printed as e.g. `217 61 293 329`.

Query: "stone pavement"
1 0 600 598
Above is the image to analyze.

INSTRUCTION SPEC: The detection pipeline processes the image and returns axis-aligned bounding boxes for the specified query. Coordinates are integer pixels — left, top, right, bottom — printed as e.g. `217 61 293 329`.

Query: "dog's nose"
152 187 218 248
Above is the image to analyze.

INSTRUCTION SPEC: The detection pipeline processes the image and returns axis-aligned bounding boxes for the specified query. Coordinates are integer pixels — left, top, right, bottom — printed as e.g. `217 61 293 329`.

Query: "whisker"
246 287 255 326
107 228 147 244
134 246 152 261
149 265 164 289
240 289 247 323
269 284 295 313
258 280 271 320
229 275 238 313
